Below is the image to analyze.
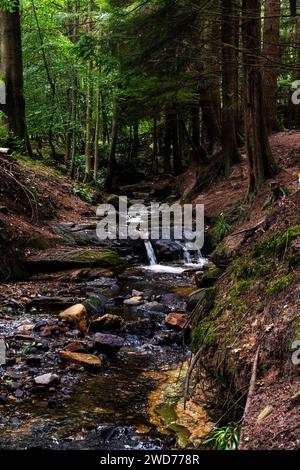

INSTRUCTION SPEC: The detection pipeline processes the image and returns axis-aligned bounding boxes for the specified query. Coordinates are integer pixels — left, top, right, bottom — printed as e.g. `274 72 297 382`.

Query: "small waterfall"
144 240 157 266
197 249 205 263
182 244 192 264
181 243 207 267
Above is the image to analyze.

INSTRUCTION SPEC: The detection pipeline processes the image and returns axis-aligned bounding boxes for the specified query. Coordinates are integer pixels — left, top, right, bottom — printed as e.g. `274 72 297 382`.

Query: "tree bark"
242 0 279 195
191 105 200 149
93 71 101 182
83 0 93 183
221 0 241 175
131 120 139 160
152 116 158 174
262 0 280 132
105 95 119 191
294 11 300 128
0 1 26 142
170 108 182 175
163 111 172 173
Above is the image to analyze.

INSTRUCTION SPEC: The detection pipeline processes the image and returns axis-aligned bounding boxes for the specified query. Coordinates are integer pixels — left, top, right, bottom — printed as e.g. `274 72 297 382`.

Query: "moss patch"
266 273 295 298
232 255 275 281
253 221 300 259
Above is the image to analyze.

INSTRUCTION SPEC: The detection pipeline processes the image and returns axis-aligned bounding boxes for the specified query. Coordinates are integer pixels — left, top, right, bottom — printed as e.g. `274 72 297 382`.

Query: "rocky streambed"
0 261 214 450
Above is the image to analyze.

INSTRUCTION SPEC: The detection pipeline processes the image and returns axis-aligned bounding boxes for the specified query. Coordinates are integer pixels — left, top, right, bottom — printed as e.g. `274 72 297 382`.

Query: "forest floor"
0 131 299 449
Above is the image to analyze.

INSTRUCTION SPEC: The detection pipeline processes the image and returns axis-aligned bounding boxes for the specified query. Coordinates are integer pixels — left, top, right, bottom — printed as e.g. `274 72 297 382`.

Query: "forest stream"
0 224 213 450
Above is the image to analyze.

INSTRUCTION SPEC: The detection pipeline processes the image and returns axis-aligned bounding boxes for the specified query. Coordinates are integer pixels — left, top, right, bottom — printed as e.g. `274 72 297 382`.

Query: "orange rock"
58 304 88 333
17 325 34 332
58 350 102 368
40 325 68 337
90 314 124 332
165 313 189 330
63 341 88 353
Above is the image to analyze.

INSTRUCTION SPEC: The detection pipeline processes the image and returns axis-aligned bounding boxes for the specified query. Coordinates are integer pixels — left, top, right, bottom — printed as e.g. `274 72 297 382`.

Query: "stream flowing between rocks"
0 219 213 450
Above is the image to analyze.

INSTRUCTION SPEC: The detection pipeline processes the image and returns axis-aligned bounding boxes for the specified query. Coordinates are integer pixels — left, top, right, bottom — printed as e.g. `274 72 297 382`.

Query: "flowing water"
0 239 210 450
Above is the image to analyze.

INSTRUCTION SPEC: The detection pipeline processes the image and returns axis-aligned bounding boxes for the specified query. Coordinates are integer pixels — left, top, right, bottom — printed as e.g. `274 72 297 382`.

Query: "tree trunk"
294 12 300 128
83 0 93 183
101 93 110 144
93 71 101 182
242 0 279 194
0 1 26 142
69 79 77 177
105 96 119 191
191 105 200 149
69 0 79 177
152 117 158 174
131 120 139 160
262 0 280 132
221 0 241 175
163 111 172 173
170 109 182 175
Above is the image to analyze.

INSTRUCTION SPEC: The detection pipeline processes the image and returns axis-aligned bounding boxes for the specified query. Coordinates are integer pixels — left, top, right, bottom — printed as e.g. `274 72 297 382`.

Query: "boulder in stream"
124 297 143 306
63 340 89 353
34 373 59 387
25 248 126 271
89 314 124 332
93 333 124 354
58 350 102 368
58 304 88 333
165 313 189 330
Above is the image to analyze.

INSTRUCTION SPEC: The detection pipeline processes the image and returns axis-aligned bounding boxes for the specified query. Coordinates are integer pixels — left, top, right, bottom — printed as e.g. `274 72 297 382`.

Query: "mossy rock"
26 236 65 250
26 249 126 271
195 267 220 288
211 233 244 267
106 194 120 207
83 294 114 315
60 250 124 267
191 287 217 324
202 260 217 272
188 289 208 309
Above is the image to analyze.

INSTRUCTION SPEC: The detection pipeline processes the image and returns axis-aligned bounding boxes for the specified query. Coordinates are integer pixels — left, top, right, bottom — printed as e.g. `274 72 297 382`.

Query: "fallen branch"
241 345 260 422
238 345 260 449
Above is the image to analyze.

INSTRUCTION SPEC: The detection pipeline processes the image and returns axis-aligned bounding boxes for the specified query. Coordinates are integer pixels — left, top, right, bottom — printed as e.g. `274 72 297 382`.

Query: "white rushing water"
182 244 192 264
142 240 207 274
144 240 157 266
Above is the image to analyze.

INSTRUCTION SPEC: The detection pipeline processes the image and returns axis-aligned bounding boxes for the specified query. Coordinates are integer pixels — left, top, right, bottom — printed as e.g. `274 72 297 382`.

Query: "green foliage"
210 214 232 247
203 423 240 450
0 0 19 12
0 112 9 146
253 222 300 259
22 344 31 354
191 277 250 351
266 273 295 298
294 319 300 341
0 112 25 151
72 184 93 203
191 316 219 349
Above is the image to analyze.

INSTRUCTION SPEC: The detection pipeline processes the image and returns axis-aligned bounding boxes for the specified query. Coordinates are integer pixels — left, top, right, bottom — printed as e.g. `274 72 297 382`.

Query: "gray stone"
34 373 59 387
93 333 124 353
